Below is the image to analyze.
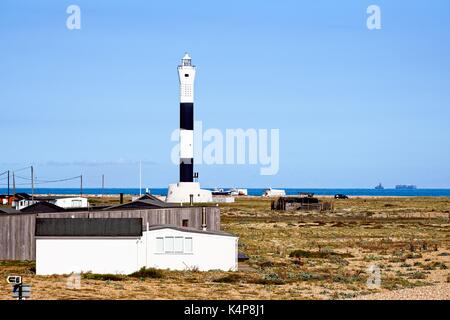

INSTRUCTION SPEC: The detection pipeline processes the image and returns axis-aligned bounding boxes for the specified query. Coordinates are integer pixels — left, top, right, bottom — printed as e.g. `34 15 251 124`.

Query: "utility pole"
12 172 16 195
80 175 83 197
31 166 34 202
7 170 10 196
102 174 105 197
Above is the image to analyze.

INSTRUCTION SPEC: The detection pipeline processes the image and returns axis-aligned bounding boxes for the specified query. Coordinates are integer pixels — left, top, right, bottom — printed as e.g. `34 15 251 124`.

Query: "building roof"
104 193 176 210
136 193 166 202
0 208 21 214
35 218 143 237
146 224 237 238
34 195 84 201
14 193 32 200
13 193 84 201
21 202 65 213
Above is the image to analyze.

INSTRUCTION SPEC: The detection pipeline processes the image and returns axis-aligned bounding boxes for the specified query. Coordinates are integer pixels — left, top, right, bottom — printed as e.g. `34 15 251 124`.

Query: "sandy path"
353 283 449 300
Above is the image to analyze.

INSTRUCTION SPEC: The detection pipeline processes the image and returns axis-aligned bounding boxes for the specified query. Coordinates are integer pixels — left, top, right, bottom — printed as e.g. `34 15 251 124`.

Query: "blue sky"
1 0 450 188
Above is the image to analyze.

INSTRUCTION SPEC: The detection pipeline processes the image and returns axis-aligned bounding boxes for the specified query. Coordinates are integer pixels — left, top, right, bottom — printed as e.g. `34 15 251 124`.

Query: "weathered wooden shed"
0 206 220 261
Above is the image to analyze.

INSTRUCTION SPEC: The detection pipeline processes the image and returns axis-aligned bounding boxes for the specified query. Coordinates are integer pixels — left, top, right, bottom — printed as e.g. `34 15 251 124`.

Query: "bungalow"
14 194 88 211
35 218 238 275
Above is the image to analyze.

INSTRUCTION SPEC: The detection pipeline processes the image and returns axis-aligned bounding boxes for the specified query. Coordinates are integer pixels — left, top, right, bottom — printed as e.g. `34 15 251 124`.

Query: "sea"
1 188 450 197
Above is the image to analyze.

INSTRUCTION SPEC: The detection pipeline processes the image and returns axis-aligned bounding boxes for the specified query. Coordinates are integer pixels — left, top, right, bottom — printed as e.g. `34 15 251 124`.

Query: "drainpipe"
146 221 149 267
201 207 207 231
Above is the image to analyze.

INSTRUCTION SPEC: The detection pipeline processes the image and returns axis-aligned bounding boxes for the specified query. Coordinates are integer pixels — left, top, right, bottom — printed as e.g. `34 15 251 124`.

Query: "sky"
0 0 450 188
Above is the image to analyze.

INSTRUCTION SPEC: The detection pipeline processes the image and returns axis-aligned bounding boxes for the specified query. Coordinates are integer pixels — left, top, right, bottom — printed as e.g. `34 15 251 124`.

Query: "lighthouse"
178 53 195 182
166 53 212 204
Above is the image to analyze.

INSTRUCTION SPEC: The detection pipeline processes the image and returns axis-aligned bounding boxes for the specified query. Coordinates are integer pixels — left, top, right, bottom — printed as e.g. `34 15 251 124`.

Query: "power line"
11 166 32 173
13 174 81 184
35 175 82 184
0 182 31 186
14 174 31 181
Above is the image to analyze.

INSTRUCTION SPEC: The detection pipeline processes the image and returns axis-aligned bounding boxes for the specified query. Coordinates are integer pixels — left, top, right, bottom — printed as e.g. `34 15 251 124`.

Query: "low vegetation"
82 273 126 281
0 196 448 299
129 267 165 279
289 249 353 259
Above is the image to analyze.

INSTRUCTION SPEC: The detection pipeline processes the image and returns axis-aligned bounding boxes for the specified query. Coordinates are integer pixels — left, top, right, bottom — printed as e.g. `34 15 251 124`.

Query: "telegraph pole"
7 170 10 196
102 174 105 197
31 166 34 201
80 175 83 197
12 172 16 195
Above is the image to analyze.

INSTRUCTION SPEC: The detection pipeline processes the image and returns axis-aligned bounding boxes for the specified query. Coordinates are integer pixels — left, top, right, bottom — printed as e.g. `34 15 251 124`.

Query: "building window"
185 74 189 77
156 236 193 254
164 237 174 253
155 237 164 253
71 200 82 207
184 237 193 253
174 237 183 253
182 219 189 227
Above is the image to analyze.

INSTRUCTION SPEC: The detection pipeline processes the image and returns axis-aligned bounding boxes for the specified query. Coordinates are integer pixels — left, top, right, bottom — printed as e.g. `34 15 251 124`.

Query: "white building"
35 218 238 275
262 188 286 197
51 197 88 209
14 195 88 211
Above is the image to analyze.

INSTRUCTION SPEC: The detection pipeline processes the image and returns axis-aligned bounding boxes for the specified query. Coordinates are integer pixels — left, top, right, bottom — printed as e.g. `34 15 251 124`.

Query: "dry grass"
0 196 449 300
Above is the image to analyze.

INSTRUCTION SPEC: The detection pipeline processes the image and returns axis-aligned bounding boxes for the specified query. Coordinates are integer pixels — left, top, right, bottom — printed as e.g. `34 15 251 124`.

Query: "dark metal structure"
36 218 143 237
271 196 333 212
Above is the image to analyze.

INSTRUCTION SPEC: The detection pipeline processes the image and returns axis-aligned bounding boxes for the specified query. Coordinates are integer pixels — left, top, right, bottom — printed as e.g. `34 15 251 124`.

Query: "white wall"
166 182 213 203
52 197 88 209
16 200 37 210
36 228 238 275
142 228 238 272
36 237 140 275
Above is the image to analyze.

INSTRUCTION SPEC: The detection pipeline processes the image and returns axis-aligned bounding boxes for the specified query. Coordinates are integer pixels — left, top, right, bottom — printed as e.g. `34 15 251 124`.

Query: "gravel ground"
353 283 450 300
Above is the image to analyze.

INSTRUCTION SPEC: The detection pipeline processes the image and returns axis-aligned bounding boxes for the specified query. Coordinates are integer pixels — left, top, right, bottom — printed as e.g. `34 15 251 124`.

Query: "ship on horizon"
374 183 384 190
395 184 417 190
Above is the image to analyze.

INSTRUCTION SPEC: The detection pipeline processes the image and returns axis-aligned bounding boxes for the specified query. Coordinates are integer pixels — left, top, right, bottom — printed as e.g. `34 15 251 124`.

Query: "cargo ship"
395 185 417 190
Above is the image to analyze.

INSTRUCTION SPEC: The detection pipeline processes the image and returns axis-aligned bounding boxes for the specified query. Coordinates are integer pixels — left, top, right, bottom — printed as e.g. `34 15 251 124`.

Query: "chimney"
201 207 207 231
119 193 124 204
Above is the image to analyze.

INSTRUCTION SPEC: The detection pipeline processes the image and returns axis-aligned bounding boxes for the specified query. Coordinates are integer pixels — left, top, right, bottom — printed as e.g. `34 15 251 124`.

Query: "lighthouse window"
184 74 189 77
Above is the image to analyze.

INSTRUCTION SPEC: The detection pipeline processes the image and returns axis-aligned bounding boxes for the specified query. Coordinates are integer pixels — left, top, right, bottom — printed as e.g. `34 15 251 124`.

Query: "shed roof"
104 193 176 210
0 208 21 214
146 224 237 238
21 202 65 213
14 193 32 200
35 218 143 237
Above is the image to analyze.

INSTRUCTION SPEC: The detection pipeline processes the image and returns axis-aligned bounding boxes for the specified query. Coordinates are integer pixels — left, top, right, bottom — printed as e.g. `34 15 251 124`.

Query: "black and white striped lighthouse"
178 53 195 182
166 53 212 203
